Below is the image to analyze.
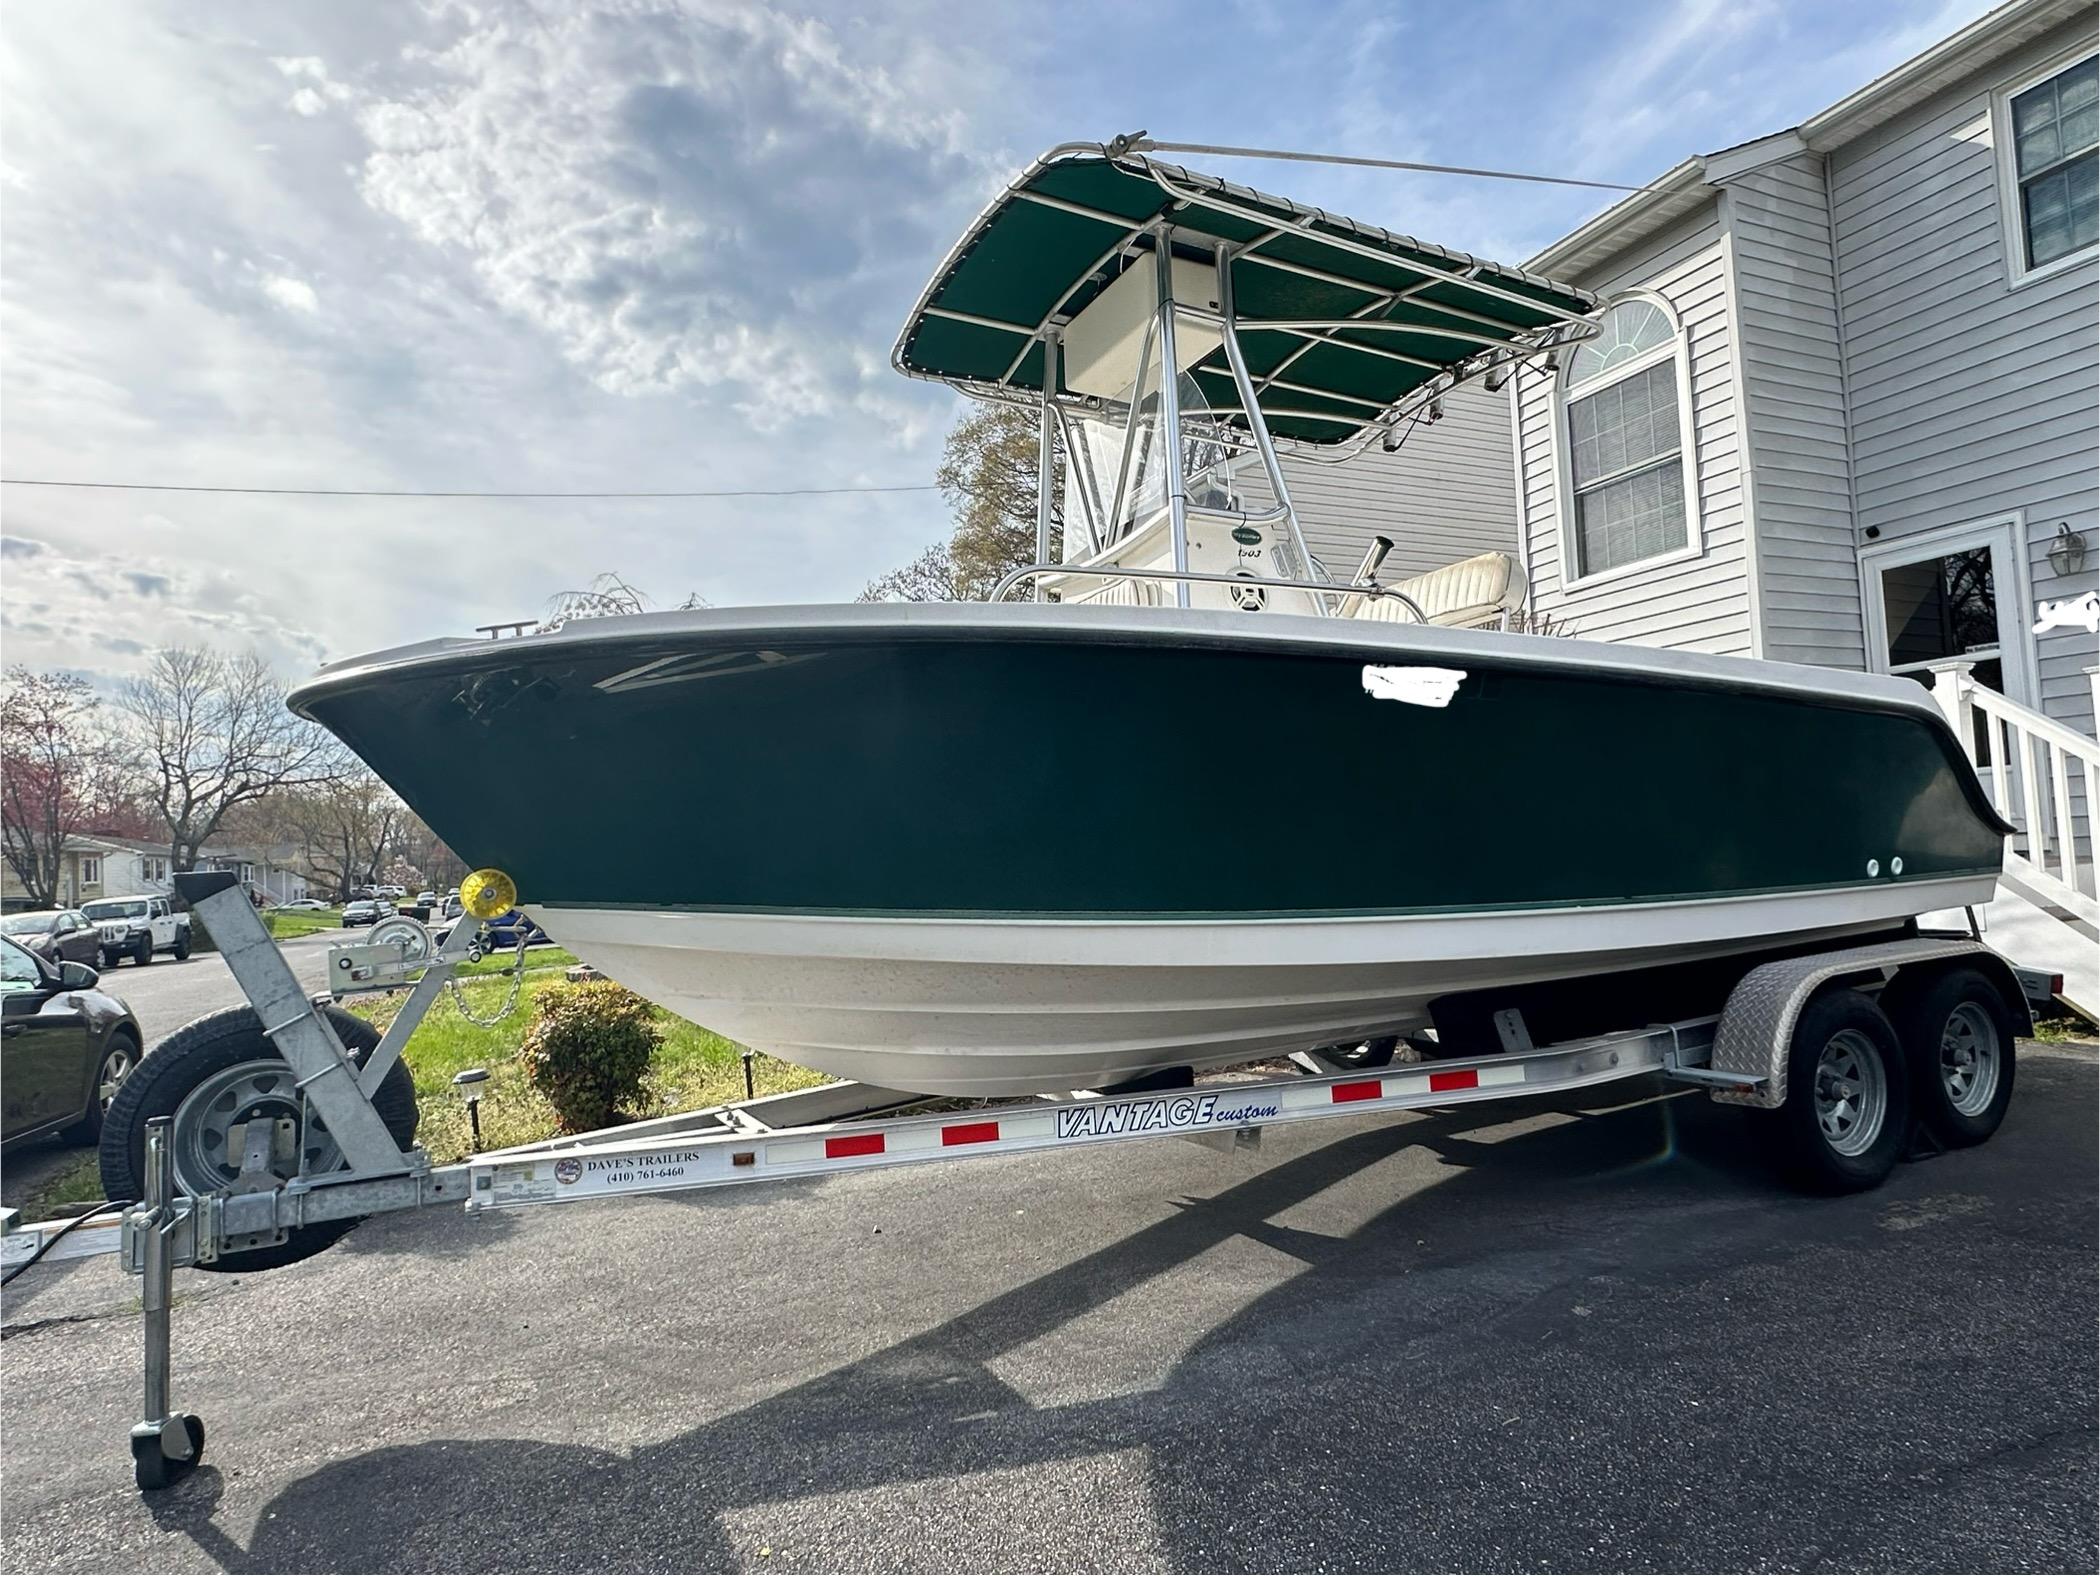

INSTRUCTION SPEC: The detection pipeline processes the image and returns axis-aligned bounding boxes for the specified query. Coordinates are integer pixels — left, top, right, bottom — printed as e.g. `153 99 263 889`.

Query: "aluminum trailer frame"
0 880 2021 1491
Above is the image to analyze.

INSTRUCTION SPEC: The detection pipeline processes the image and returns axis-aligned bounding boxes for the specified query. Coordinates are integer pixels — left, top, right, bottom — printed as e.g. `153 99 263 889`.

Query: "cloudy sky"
1 0 1994 685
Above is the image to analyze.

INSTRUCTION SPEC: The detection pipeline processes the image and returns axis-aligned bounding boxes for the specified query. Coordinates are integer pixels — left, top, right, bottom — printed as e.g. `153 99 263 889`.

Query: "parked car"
441 890 463 920
0 909 103 968
0 935 142 1145
433 909 550 959
341 899 395 928
415 891 437 908
81 895 191 967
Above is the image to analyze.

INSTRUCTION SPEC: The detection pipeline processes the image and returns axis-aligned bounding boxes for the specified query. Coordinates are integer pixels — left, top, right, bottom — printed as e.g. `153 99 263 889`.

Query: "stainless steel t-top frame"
1001 215 1590 618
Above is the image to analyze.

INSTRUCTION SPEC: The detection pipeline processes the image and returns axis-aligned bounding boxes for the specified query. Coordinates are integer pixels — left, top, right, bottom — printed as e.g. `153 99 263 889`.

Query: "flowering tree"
0 668 129 907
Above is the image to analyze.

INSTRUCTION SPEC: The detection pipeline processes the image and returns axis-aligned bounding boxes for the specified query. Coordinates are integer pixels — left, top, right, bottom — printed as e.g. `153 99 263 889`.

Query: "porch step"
1981 883 2098 1021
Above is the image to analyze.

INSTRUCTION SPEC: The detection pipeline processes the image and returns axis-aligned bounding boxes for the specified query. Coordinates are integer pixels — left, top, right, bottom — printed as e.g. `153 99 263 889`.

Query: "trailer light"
460 868 517 920
732 1151 755 1167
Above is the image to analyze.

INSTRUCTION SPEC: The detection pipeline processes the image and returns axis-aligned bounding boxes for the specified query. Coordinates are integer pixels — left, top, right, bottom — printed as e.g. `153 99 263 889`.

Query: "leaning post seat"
1351 550 1528 630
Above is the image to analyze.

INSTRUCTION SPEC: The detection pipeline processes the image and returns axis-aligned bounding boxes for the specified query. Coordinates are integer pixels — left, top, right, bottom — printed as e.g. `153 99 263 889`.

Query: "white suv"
82 895 192 967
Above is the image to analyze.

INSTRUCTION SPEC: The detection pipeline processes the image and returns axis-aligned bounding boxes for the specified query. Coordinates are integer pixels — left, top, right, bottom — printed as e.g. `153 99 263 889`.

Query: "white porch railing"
1929 659 2098 928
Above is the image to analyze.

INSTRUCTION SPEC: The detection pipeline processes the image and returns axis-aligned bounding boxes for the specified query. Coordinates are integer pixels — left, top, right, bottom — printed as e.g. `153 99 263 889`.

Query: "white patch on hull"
539 875 1994 1096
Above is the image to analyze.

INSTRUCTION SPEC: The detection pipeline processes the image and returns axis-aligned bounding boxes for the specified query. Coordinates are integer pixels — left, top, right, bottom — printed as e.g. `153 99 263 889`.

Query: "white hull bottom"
542 876 1994 1096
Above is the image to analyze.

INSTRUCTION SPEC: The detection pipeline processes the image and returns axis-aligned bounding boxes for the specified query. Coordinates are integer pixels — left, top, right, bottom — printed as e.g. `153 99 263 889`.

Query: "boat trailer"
0 872 2031 1491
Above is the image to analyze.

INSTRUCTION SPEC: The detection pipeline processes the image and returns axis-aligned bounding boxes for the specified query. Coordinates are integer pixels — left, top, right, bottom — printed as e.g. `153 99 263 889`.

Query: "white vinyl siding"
1514 205 1753 654
1240 385 1518 581
1832 15 2100 740
1720 154 1866 669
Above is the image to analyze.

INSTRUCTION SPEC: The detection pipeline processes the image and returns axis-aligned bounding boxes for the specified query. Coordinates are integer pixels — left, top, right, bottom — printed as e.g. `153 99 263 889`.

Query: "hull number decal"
1362 664 1466 708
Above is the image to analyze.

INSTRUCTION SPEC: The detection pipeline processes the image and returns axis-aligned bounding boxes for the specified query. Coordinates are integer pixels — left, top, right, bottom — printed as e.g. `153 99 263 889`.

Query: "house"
0 833 169 912
0 833 310 912
1311 0 2098 1005
195 844 311 908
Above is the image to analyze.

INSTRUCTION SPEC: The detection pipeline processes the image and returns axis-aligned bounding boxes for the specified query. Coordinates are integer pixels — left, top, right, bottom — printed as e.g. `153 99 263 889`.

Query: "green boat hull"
292 607 2006 922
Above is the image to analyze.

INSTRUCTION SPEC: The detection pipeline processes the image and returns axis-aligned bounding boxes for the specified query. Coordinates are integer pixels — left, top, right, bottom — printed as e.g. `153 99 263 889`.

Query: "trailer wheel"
1890 967 2017 1148
99 1005 419 1274
1773 988 1910 1193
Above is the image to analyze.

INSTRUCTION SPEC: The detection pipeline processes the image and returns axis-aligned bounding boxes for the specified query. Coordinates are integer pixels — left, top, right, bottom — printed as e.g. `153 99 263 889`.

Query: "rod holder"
1352 536 1393 587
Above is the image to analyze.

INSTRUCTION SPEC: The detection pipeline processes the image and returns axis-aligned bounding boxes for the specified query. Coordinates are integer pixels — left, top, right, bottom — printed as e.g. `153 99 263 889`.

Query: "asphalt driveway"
2 1046 2094 1573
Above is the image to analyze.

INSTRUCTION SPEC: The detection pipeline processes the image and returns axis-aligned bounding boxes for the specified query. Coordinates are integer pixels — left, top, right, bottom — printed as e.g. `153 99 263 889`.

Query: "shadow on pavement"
133 1061 2100 1573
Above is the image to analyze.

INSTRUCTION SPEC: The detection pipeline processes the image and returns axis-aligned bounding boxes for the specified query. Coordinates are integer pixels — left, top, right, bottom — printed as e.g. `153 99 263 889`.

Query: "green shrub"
518 980 662 1132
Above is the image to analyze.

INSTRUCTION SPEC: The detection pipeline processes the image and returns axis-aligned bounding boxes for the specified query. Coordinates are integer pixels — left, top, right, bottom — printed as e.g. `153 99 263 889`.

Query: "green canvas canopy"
894 141 1599 444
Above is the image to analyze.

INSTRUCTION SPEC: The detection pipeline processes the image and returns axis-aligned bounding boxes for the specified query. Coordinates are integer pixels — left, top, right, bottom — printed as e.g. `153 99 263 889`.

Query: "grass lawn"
8 1152 105 1219
347 967 828 1164
266 907 343 939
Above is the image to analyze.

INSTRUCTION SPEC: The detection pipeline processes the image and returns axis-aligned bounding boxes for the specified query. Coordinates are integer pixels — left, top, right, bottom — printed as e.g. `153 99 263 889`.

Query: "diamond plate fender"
1709 937 2013 1110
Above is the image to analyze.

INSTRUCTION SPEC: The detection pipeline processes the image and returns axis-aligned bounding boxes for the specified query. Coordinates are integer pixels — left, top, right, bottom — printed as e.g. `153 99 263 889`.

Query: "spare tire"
99 1005 419 1274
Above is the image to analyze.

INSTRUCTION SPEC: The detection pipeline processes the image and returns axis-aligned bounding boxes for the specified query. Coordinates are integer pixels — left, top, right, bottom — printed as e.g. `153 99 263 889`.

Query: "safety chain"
443 928 532 1027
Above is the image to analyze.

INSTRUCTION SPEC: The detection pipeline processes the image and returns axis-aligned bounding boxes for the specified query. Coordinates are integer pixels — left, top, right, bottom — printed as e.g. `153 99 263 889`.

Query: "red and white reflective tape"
464 1031 1674 1211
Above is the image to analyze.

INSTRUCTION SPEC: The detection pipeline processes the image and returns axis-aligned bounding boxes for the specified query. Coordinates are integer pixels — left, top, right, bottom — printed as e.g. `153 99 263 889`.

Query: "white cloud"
271 53 351 117
260 273 320 313
347 1 997 422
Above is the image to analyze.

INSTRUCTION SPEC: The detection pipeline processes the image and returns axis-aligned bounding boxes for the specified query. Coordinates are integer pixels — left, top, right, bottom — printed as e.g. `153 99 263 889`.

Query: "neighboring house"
1 835 115 911
1275 385 1517 581
196 844 311 908
1 833 310 912
0 832 173 911
1310 0 2098 1004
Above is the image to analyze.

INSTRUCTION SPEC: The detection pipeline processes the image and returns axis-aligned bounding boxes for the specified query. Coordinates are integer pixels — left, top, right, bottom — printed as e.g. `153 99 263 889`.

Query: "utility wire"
1131 138 1646 194
0 477 939 500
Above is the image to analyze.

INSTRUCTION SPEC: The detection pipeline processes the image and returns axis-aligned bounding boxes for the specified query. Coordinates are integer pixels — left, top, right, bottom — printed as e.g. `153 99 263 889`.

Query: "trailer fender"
1709 936 2007 1110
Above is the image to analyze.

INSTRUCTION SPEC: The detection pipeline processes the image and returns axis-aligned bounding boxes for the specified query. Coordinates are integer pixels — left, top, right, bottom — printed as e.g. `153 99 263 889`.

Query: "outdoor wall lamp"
2046 522 2088 577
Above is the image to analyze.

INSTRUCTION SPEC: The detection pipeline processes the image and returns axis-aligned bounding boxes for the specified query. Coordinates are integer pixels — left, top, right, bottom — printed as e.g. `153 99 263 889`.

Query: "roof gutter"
1800 0 2089 151
1521 0 2088 283
1523 158 1711 282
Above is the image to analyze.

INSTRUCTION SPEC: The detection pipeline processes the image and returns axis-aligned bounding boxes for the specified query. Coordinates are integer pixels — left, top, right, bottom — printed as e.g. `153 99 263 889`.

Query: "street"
1 1045 2093 1573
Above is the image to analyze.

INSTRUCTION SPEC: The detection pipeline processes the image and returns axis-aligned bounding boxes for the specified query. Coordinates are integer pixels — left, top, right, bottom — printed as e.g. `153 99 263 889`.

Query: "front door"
1862 516 2040 823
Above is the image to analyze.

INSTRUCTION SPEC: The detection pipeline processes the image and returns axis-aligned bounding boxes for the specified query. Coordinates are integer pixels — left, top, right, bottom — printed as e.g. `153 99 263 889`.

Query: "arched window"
1559 294 1696 582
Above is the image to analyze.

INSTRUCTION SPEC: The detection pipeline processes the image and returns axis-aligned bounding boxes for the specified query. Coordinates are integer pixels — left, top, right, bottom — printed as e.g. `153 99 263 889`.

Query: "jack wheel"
132 1413 205 1492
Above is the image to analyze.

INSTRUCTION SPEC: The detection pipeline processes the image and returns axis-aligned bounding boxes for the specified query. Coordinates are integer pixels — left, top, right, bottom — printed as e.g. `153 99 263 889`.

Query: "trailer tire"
1889 967 2016 1148
99 1005 419 1274
1773 988 1910 1194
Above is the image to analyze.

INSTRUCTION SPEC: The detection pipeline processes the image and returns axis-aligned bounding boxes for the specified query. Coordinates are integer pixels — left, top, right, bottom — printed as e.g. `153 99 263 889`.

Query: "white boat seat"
1353 550 1527 629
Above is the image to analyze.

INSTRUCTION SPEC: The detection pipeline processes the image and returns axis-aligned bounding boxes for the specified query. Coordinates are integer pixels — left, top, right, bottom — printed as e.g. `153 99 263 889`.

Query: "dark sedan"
1 935 143 1146
0 909 103 968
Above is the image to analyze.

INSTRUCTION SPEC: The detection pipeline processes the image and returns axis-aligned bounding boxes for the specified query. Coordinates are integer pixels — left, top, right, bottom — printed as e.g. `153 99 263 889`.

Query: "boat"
288 139 2011 1096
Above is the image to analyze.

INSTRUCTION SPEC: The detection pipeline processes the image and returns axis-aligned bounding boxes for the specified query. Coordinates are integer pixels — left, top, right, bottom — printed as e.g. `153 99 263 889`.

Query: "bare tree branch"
118 647 347 873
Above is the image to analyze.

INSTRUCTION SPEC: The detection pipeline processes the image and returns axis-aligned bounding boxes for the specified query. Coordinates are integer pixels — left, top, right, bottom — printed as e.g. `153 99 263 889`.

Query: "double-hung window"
2006 54 2098 276
1560 297 1694 582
